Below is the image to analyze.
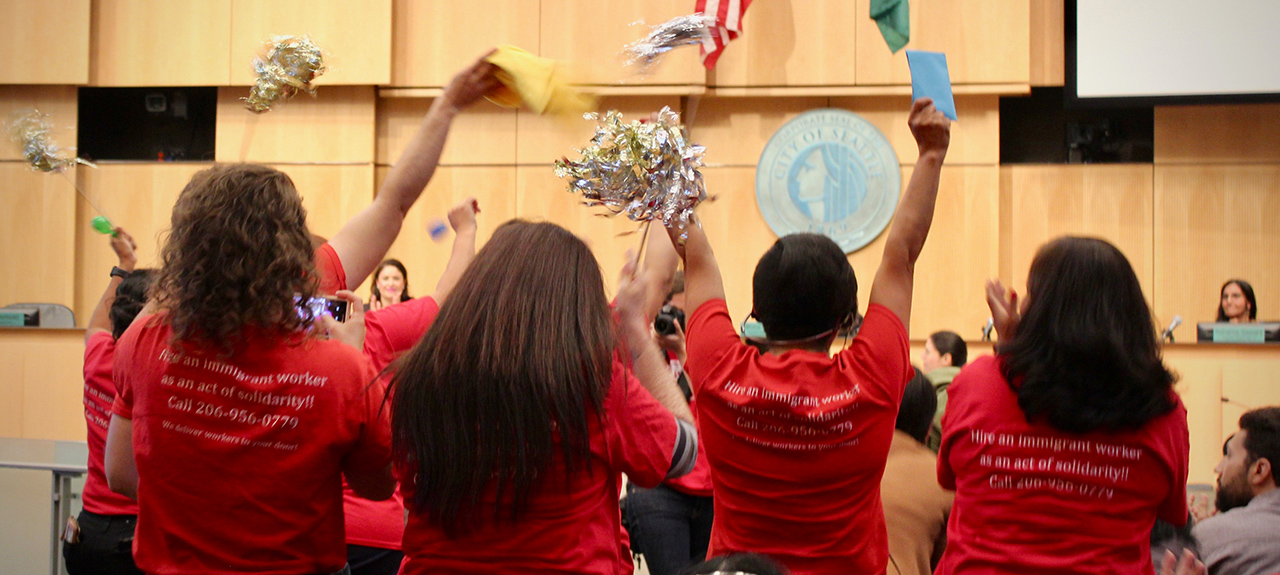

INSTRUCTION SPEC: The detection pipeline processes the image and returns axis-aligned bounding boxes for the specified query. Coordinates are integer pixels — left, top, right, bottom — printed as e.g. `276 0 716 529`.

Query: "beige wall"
0 0 1277 486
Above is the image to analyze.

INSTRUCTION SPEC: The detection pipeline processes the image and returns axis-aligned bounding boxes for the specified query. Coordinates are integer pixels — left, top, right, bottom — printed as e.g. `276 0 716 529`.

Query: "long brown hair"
999 237 1176 433
154 164 318 354
391 220 616 536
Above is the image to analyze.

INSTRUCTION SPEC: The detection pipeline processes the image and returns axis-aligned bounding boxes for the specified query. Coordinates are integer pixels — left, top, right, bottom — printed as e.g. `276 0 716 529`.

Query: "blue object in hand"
905 50 958 121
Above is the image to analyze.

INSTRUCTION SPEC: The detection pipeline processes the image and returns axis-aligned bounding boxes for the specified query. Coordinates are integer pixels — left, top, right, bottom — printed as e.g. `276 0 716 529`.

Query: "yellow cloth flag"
484 45 595 116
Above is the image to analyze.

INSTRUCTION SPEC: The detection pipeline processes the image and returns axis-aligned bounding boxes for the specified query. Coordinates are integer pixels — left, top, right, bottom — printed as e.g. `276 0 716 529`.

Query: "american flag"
697 0 754 68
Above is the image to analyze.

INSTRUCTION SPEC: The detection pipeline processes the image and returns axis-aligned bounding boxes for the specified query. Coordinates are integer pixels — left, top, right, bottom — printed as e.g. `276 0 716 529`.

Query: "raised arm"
432 197 480 303
327 54 500 287
616 255 695 423
641 221 681 321
86 228 138 342
867 98 951 327
665 217 725 315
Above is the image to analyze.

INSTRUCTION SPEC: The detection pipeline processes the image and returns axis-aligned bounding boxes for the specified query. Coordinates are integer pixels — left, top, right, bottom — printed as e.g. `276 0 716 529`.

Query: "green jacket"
925 366 961 452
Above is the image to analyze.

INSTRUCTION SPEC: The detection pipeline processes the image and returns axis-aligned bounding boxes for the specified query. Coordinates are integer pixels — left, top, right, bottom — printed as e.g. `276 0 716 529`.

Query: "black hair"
679 553 789 575
929 330 968 367
110 269 155 340
896 367 938 444
752 233 856 341
667 270 686 301
371 258 412 303
1239 407 1280 478
1217 279 1258 322
999 237 1177 434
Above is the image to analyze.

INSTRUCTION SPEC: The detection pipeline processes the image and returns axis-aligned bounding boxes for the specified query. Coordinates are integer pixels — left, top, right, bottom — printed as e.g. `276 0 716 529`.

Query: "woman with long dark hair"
1217 279 1257 323
392 220 696 575
936 237 1190 574
104 164 392 575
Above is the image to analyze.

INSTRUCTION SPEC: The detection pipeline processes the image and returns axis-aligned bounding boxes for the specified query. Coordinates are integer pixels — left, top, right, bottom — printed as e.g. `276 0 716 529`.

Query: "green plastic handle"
91 216 117 236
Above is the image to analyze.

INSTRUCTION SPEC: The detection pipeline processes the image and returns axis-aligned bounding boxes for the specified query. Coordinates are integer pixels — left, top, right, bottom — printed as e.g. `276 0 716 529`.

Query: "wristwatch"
110 266 130 279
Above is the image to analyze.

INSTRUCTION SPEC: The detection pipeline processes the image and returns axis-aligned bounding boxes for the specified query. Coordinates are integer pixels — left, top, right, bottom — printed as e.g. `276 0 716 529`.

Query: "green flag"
870 0 910 53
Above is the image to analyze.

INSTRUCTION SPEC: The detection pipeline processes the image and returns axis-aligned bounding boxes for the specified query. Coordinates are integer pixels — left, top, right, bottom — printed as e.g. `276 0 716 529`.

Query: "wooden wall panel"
854 0 1030 85
270 164 375 241
1162 345 1280 486
216 86 376 164
0 86 78 162
539 0 704 86
362 166 519 300
377 98 517 166
74 163 208 325
1000 165 1156 316
830 95 1000 166
909 165 1000 340
1154 104 1280 165
0 329 86 441
514 166 650 298
516 96 681 166
709 0 859 87
691 96 998 168
0 0 89 84
230 0 392 86
0 165 76 311
688 97 829 167
390 0 539 88
1154 165 1280 329
1029 0 1065 87
91 0 231 86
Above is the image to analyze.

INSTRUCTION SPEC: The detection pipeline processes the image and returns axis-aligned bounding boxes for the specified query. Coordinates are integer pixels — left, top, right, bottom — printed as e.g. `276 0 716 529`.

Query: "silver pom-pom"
554 107 707 238
622 14 717 75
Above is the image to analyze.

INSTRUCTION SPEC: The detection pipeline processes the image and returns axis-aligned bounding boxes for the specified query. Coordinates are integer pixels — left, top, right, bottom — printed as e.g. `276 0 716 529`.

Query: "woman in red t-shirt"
105 164 392 575
391 220 698 575
937 237 1190 575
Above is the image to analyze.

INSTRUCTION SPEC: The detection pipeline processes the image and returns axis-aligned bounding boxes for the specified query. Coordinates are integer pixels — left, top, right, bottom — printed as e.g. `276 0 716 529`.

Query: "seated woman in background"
881 369 953 575
936 237 1189 575
391 220 697 575
922 330 967 451
1217 279 1257 323
369 259 412 311
105 164 393 575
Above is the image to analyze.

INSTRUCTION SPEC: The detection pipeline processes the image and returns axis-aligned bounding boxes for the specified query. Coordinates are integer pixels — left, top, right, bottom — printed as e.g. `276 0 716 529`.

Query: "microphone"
1161 315 1182 343
981 317 994 342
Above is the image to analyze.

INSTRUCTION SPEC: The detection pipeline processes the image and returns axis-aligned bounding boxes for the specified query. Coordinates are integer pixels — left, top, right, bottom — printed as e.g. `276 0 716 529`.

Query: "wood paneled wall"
0 0 1276 493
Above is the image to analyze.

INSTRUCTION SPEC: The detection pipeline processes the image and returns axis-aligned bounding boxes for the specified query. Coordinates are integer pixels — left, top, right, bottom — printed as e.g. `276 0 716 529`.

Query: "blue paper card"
905 50 958 121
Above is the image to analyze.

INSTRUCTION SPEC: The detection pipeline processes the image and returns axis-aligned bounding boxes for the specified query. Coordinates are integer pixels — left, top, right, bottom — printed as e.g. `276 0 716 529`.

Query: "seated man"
1193 407 1280 575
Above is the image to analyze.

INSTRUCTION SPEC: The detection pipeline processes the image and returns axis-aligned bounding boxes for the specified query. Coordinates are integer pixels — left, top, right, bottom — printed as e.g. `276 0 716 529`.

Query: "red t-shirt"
82 331 140 516
342 295 441 550
315 242 347 294
684 299 913 575
936 355 1190 575
111 313 389 575
399 358 680 575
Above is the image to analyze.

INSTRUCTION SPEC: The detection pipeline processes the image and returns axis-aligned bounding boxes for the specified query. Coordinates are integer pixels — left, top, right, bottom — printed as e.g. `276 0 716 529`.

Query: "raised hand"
110 227 139 270
440 52 502 113
985 279 1020 342
447 197 480 234
908 97 951 159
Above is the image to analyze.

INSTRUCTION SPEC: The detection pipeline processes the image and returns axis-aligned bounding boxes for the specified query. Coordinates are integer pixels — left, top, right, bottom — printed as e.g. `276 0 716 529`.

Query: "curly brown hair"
154 164 319 354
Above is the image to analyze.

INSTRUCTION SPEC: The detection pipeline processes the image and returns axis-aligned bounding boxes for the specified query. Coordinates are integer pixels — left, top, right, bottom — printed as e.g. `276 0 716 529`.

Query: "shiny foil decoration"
554 107 707 238
623 14 717 74
244 35 327 113
6 109 92 173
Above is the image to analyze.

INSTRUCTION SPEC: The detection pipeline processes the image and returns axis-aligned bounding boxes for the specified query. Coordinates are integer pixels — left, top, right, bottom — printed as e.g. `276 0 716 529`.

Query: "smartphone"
298 295 348 322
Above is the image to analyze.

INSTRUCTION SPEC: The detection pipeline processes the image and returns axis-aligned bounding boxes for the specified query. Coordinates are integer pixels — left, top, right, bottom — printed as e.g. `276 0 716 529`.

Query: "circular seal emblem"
755 109 901 253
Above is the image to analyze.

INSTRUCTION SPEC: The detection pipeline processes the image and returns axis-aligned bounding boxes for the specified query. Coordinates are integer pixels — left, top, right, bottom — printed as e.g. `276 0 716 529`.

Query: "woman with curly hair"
104 163 393 575
936 237 1190 575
